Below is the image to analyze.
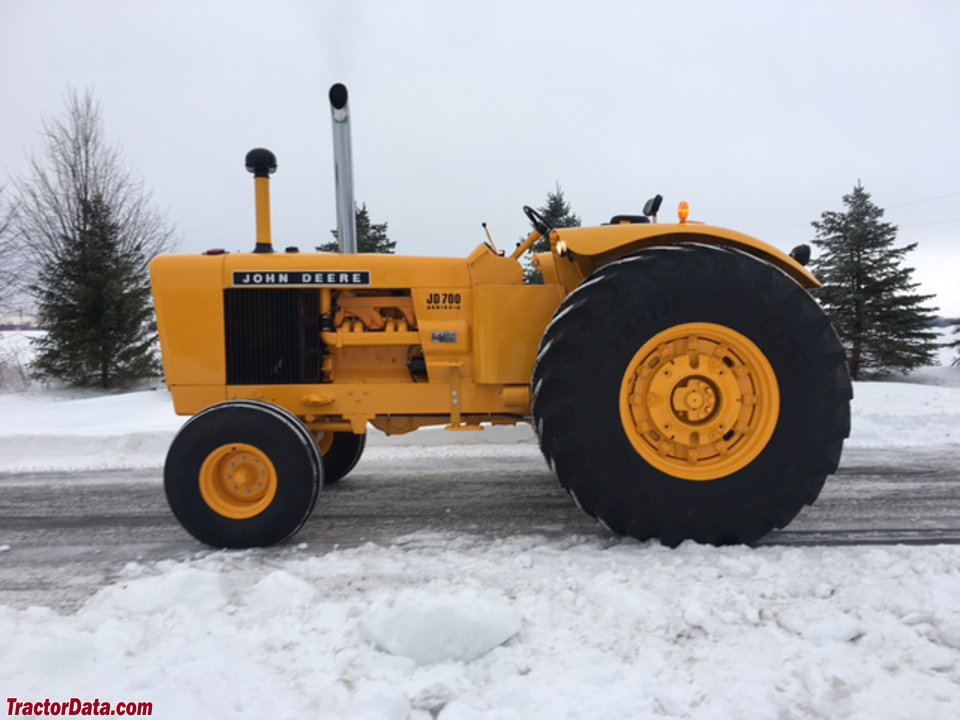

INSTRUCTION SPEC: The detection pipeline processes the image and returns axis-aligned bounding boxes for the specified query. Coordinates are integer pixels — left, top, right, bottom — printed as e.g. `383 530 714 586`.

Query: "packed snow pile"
365 589 522 665
2 539 959 719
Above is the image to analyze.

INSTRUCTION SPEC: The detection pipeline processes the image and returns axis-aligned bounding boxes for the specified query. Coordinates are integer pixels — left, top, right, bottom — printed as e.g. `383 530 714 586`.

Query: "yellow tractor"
151 84 851 548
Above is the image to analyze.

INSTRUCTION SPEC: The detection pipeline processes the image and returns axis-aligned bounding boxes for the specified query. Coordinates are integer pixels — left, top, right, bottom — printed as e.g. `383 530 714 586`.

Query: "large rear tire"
164 400 322 548
316 431 366 485
532 244 851 546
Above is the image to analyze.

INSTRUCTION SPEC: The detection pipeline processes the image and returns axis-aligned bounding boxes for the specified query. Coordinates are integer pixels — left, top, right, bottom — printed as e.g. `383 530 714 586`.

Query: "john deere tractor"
150 84 851 548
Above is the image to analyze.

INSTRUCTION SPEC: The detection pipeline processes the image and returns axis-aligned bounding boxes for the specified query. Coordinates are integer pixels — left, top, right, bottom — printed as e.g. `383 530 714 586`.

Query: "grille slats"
224 289 321 385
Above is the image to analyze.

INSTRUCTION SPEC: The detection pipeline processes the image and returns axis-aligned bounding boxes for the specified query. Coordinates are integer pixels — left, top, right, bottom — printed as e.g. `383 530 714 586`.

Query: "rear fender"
554 223 819 289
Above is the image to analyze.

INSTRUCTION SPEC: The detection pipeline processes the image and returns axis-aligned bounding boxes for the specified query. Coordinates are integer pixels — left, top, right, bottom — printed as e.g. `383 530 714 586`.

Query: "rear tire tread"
532 244 852 546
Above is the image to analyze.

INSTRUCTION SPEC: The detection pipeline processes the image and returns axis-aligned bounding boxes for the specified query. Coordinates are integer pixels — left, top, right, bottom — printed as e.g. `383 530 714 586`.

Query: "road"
1 434 958 610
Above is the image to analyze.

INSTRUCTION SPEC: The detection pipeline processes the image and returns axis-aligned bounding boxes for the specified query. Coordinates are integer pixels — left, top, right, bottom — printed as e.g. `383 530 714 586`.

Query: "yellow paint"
554 223 820 288
327 345 412 383
618 322 780 481
314 431 335 455
322 327 421 348
511 229 543 260
199 442 278 519
150 255 227 388
215 380 528 428
500 385 531 407
254 176 272 251
533 251 560 284
473 285 563 384
467 242 524 285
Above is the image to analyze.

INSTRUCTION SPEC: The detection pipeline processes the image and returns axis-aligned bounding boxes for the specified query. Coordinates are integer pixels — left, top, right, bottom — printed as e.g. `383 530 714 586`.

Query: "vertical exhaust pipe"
245 148 277 253
329 83 357 254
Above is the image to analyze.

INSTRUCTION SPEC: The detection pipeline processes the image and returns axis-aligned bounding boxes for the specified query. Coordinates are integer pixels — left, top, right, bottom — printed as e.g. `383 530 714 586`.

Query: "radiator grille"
224 289 321 385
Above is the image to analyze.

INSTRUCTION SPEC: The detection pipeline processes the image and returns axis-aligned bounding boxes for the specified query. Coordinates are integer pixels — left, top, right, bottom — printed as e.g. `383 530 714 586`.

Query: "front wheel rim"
199 443 278 519
619 322 780 481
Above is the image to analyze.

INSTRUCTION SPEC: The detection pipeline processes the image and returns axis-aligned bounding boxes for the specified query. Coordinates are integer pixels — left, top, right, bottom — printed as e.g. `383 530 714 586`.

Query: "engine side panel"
473 285 564 384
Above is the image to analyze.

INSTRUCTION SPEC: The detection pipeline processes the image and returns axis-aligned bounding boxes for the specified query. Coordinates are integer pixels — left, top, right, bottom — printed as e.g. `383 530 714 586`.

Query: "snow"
2 329 960 717
1 540 959 718
365 589 522 666
848 381 960 447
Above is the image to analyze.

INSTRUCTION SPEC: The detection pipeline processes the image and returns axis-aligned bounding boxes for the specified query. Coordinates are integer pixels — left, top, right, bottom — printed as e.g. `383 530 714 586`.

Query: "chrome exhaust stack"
329 83 357 254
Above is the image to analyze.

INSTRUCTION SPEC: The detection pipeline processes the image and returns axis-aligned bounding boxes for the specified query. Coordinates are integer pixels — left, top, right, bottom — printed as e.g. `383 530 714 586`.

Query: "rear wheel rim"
619 322 780 481
199 443 278 519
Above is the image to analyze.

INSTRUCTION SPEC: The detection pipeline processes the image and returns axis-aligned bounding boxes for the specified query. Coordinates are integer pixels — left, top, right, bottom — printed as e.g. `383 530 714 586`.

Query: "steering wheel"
523 205 551 236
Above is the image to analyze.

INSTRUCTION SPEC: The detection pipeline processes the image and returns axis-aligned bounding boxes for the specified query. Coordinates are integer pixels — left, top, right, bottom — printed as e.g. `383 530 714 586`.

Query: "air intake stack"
329 83 357 254
245 148 277 253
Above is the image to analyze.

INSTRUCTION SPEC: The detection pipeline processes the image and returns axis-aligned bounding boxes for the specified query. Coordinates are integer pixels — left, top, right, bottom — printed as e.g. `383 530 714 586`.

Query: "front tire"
164 400 322 548
532 244 851 546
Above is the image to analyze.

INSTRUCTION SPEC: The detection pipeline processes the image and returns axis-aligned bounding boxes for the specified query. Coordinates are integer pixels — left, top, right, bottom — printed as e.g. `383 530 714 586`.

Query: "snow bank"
848 381 960 447
2 378 959 472
0 390 183 472
2 539 959 719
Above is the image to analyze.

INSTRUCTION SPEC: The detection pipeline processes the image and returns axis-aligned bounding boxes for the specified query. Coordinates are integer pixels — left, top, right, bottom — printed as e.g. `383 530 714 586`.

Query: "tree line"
0 91 956 389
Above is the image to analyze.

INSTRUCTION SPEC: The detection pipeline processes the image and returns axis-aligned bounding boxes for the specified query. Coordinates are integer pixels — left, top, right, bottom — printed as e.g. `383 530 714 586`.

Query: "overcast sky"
2 0 959 314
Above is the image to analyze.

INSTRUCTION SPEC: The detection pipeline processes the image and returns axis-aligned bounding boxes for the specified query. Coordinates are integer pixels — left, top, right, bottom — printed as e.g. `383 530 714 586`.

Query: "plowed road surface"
1 428 958 610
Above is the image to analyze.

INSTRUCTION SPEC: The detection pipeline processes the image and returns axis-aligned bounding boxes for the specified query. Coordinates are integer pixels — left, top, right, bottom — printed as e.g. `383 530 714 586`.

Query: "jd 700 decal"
233 271 371 286
425 291 462 310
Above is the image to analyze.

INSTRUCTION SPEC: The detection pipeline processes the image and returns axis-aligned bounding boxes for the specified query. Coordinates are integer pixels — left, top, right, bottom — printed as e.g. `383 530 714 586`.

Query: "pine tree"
31 195 159 387
317 203 395 253
810 183 939 379
10 90 173 388
524 183 581 283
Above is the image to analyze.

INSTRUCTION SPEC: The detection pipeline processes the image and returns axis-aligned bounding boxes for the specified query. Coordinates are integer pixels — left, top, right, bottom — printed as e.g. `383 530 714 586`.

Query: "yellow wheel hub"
314 432 334 456
199 443 278 519
619 322 780 481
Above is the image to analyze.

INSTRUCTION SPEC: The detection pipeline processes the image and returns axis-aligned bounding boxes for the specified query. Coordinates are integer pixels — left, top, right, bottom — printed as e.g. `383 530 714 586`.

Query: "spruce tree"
318 203 395 253
31 195 159 387
810 183 939 379
10 90 173 388
524 183 581 283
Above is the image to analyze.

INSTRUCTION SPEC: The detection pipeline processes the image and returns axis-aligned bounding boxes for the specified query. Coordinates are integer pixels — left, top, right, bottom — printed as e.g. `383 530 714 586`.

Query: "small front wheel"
164 401 322 548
